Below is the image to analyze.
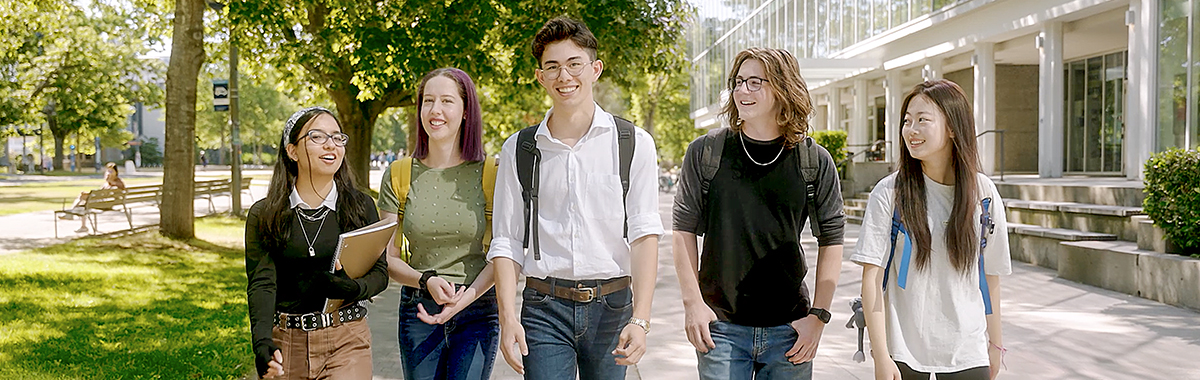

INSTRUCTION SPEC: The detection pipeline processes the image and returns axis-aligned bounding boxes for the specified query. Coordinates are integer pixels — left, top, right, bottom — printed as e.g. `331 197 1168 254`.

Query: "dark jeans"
696 320 812 380
520 278 634 380
398 286 499 380
897 361 990 380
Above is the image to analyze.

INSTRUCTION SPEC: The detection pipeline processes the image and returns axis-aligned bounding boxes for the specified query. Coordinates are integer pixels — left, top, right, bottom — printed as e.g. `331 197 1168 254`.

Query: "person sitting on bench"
61 162 126 233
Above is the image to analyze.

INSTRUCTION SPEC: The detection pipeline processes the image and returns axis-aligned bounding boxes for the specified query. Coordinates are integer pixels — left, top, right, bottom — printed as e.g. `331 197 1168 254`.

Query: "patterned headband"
282 106 333 146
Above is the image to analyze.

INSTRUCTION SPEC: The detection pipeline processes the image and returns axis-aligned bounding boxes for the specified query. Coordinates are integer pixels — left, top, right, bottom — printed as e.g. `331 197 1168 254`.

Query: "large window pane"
1104 52 1125 172
892 0 910 26
1158 0 1189 151
874 0 890 35
1066 62 1085 172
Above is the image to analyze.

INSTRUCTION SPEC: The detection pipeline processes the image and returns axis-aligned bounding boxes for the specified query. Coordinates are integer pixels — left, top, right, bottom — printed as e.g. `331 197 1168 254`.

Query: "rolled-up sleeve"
812 143 846 247
626 128 665 242
672 135 707 235
486 134 526 265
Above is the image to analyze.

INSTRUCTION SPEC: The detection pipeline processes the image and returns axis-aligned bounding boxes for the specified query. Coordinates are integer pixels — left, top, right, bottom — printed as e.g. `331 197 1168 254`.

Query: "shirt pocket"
583 173 624 220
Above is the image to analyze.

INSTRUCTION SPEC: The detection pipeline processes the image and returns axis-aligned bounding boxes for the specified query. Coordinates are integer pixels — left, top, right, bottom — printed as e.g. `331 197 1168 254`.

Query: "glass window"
874 0 890 35
1158 0 1189 151
892 0 910 27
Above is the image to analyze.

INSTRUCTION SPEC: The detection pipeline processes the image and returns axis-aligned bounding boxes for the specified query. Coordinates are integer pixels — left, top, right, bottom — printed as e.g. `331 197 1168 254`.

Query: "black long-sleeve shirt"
244 191 387 350
673 131 845 327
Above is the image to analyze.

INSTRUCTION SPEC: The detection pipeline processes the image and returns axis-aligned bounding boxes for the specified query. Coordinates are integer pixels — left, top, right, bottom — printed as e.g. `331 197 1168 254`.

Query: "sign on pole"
213 79 229 111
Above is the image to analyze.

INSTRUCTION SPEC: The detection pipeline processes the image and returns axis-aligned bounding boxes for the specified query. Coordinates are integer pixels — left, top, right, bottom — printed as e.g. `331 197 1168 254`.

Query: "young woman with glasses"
245 106 388 379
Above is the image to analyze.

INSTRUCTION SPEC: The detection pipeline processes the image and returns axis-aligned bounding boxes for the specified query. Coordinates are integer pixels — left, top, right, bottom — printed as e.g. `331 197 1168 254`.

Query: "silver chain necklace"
740 131 785 166
297 207 329 257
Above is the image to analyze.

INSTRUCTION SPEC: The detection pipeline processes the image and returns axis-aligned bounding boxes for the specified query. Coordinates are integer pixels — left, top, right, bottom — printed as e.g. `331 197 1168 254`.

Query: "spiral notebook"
322 218 398 313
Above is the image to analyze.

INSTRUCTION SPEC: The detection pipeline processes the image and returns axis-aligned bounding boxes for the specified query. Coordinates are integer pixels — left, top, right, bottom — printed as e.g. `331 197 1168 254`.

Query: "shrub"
1143 148 1200 253
811 130 848 174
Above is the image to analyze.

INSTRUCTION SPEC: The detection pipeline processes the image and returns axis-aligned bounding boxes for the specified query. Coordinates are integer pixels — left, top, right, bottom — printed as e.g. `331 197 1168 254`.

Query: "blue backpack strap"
884 207 912 290
978 197 995 315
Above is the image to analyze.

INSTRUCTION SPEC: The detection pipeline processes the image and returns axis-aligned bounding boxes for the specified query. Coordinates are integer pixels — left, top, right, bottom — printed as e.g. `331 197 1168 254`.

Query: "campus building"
690 0 1198 180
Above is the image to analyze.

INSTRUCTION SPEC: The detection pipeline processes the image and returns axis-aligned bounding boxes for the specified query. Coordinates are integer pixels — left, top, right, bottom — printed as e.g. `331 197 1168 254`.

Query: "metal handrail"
838 140 891 169
975 129 1005 181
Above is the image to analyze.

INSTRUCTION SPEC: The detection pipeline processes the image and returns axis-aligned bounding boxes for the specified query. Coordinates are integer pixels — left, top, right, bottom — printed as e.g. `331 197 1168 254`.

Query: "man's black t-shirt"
698 132 841 327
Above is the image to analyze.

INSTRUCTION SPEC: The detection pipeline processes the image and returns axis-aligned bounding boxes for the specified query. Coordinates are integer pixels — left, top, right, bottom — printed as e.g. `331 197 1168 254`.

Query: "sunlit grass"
0 216 254 379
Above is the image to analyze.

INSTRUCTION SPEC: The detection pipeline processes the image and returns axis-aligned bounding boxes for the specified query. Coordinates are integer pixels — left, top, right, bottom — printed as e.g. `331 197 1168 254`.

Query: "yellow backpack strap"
482 155 498 251
389 157 414 260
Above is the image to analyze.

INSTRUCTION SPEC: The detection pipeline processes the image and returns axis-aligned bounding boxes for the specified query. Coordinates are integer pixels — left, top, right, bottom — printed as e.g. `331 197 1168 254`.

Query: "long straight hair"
895 79 981 275
259 108 373 251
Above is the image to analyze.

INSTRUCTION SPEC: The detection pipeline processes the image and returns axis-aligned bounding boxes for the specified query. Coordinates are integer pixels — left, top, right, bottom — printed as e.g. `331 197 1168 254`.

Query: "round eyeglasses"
540 60 594 80
300 130 350 146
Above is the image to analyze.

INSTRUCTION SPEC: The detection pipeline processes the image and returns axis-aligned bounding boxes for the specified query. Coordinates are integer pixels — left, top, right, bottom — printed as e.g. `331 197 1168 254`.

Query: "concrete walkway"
364 191 1200 380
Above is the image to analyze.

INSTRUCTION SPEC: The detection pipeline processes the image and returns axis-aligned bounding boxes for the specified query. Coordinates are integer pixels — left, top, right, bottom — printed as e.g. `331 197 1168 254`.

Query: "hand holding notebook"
323 218 398 313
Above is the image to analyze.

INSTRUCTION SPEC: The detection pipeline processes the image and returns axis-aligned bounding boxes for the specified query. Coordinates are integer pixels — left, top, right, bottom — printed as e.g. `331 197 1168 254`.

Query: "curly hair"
720 47 813 148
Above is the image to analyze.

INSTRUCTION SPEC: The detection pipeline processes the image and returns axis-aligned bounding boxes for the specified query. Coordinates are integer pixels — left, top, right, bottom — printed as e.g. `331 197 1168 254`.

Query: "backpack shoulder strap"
798 136 823 236
389 157 415 260
978 196 995 315
614 116 636 239
884 205 912 290
481 155 499 251
699 127 729 195
515 125 542 260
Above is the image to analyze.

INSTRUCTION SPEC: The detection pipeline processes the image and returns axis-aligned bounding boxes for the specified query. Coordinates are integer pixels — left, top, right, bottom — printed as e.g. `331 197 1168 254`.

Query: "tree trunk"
161 0 206 240
52 133 65 171
338 103 376 191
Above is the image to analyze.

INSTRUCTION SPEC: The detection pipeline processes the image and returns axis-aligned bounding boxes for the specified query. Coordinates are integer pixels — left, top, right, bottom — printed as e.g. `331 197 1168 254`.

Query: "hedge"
1143 148 1200 253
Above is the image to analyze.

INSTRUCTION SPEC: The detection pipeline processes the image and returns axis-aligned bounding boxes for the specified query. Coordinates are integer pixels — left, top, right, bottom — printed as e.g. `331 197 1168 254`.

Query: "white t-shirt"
850 172 1013 373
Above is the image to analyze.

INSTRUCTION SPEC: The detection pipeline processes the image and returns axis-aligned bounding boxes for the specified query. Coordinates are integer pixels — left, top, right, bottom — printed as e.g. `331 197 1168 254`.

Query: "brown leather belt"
526 276 631 303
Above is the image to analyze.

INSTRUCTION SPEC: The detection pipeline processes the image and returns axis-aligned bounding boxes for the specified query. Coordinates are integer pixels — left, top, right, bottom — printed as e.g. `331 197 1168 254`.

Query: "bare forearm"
811 245 843 310
629 235 659 320
671 231 704 306
494 257 521 323
463 263 497 304
861 265 891 360
985 275 1003 345
380 212 421 287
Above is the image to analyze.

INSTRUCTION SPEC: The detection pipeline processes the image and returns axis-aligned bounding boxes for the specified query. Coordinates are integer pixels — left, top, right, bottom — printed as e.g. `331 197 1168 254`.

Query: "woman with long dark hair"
851 79 1012 380
245 106 387 379
376 68 499 380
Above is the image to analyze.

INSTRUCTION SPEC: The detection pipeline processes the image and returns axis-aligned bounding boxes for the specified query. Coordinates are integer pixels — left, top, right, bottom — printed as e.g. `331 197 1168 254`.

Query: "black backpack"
514 117 636 260
695 127 826 237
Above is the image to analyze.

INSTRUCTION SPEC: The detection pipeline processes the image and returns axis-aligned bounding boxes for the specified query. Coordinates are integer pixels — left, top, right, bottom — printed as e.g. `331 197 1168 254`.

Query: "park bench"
53 177 254 237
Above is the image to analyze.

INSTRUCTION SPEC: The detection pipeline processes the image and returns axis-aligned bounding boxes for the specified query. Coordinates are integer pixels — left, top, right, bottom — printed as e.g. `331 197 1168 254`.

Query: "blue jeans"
697 321 813 380
521 278 634 380
397 286 499 380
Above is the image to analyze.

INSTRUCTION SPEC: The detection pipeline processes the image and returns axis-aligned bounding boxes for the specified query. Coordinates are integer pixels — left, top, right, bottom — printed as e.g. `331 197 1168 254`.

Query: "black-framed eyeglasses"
540 60 594 80
300 130 350 146
733 77 770 92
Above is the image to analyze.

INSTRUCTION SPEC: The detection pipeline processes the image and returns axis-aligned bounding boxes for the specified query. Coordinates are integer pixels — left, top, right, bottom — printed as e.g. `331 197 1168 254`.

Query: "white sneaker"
75 227 89 233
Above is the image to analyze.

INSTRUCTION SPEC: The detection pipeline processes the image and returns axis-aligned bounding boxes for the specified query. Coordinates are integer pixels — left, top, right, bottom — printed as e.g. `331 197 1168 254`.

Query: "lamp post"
207 0 242 216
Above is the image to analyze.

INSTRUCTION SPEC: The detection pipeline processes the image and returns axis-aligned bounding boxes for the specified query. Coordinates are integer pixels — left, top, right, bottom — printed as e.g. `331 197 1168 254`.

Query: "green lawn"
0 216 255 379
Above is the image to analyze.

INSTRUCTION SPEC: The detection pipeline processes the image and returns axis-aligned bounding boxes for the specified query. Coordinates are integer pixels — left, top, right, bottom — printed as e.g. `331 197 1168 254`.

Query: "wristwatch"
808 307 831 324
627 317 651 334
418 270 437 292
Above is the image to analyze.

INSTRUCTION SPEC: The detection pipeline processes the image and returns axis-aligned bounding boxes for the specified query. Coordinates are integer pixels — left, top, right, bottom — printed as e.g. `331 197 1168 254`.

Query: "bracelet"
989 341 1008 370
627 317 650 334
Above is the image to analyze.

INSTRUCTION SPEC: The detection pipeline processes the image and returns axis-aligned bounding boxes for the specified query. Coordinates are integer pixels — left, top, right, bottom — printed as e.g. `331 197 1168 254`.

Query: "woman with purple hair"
376 68 499 380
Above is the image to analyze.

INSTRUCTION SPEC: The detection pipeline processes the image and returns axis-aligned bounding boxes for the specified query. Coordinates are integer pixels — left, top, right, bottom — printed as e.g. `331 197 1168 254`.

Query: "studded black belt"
274 303 367 331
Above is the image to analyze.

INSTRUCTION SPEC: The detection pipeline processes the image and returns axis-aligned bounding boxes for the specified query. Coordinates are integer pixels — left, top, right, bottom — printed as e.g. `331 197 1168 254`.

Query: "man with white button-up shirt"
487 17 664 380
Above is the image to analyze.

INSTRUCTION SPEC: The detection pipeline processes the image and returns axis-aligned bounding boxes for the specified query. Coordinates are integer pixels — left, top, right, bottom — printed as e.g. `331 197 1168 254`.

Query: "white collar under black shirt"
289 183 339 210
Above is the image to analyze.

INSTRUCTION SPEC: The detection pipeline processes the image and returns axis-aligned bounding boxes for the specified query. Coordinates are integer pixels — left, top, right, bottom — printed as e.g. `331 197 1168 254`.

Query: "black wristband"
418 270 437 292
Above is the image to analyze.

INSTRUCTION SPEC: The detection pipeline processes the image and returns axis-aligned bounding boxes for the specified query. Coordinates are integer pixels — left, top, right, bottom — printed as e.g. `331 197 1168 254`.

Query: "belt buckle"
575 284 596 303
300 313 320 331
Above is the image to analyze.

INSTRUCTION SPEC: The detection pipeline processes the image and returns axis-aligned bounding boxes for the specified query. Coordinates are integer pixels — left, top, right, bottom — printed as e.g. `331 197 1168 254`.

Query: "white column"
1038 21 1065 178
923 58 943 81
853 79 870 162
827 88 842 132
886 70 904 162
1126 0 1158 180
975 42 997 176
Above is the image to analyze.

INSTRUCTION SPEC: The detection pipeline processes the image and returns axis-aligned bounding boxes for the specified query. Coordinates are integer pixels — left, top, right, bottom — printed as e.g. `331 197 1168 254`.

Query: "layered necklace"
296 205 331 257
740 131 785 166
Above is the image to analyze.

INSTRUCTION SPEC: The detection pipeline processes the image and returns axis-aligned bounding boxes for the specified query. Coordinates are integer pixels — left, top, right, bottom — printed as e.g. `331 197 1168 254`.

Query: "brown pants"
268 317 373 380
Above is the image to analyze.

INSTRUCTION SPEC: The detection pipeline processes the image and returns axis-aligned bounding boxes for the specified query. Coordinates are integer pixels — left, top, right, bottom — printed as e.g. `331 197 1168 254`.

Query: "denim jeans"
520 278 634 380
696 321 813 380
397 286 499 380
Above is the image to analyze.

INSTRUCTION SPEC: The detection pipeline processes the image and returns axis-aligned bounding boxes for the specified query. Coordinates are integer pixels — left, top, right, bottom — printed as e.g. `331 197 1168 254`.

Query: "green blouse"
377 159 487 285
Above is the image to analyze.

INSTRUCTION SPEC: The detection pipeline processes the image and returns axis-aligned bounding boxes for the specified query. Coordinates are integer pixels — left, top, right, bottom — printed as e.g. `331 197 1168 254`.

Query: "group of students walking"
244 15 1011 380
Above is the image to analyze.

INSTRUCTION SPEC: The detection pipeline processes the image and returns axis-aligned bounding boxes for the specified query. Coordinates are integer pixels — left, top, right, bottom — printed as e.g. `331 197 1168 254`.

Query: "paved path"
365 191 1200 380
